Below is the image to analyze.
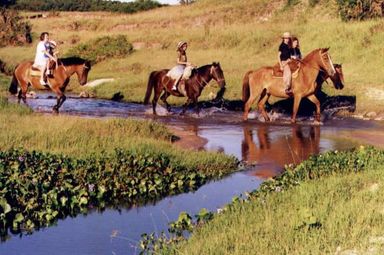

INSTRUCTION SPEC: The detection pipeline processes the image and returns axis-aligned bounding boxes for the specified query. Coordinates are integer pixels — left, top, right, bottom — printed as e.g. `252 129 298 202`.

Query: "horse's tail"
9 71 19 95
144 71 157 104
242 70 253 105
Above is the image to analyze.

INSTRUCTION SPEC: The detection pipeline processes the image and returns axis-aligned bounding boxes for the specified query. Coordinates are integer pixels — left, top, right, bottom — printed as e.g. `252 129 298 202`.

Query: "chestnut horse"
144 62 226 115
242 48 336 124
9 57 91 113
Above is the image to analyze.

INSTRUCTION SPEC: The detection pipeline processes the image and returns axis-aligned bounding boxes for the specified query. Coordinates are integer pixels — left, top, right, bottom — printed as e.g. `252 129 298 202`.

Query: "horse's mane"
59 57 89 66
197 64 212 71
302 48 328 62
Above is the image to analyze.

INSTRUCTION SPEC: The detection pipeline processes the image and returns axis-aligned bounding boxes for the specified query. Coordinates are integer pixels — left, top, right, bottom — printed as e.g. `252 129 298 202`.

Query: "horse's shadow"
197 91 356 118
267 91 356 117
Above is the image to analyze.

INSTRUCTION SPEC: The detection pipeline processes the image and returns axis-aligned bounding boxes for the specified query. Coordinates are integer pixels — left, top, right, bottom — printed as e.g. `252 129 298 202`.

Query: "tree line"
1 0 163 13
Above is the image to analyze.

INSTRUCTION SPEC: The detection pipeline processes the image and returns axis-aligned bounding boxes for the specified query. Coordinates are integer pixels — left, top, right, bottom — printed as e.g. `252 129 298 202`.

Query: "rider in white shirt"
33 32 56 86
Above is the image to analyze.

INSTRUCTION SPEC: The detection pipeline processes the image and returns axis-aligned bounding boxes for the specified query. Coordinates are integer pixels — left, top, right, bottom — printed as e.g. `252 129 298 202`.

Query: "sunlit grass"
177 166 384 254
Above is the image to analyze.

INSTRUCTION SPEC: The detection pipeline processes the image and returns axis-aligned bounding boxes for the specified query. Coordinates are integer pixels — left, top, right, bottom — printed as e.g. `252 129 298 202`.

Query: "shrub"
0 8 32 47
65 35 133 64
337 0 384 21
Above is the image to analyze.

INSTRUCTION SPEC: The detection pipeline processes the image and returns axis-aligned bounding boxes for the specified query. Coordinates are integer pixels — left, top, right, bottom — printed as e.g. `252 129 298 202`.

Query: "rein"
296 51 331 73
194 65 225 88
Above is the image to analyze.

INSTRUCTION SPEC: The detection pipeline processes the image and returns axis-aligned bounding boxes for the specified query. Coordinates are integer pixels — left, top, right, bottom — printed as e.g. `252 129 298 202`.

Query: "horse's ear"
212 62 217 66
321 47 329 53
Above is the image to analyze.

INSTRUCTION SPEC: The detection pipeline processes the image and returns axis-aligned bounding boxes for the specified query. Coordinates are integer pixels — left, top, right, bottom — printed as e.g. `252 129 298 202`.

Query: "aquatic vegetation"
0 148 235 239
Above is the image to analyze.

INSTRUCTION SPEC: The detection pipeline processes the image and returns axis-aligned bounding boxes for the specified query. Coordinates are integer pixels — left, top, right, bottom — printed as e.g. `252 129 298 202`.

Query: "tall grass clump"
66 35 133 64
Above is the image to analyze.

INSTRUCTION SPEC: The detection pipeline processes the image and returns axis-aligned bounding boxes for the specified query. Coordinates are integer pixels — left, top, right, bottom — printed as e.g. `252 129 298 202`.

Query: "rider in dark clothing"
290 37 302 60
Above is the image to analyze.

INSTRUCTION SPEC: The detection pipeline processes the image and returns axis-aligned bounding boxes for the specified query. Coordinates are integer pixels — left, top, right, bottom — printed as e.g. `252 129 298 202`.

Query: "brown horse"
9 57 91 113
242 48 337 124
144 62 226 115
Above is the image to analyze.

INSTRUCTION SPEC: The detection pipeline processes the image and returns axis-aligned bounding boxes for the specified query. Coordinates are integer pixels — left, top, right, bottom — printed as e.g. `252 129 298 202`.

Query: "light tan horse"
9 57 91 113
242 48 336 124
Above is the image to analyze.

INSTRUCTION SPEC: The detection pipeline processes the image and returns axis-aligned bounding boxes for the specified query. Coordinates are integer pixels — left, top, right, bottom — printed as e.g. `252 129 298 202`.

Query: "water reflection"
242 125 320 178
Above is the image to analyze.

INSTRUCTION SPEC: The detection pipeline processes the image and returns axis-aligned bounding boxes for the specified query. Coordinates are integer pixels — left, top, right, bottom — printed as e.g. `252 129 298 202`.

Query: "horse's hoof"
290 119 296 124
52 107 59 114
313 121 323 126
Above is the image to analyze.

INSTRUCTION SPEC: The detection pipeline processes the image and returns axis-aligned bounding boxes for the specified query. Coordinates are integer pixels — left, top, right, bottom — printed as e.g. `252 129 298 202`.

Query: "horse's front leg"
291 95 302 124
307 94 321 125
53 94 66 114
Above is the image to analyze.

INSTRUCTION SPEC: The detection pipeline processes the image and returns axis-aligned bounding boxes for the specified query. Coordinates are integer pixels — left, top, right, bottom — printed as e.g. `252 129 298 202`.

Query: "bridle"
210 65 225 84
195 65 225 88
296 50 335 75
319 50 336 75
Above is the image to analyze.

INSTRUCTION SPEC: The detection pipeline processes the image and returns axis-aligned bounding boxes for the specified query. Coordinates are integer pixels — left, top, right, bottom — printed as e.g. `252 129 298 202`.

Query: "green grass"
177 167 384 254
1 0 383 112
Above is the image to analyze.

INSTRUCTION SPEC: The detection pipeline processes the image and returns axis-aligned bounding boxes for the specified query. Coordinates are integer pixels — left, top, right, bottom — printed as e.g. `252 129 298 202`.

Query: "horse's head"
318 48 336 77
60 57 91 85
210 62 226 99
329 64 344 90
78 60 91 85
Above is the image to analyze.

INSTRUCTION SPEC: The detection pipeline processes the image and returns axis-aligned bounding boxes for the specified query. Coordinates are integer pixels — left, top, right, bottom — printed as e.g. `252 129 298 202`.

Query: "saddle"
272 60 301 79
30 66 41 77
30 60 57 77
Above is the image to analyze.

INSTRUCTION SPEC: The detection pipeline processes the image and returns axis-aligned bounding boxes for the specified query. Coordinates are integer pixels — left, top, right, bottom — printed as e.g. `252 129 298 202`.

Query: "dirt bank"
168 125 207 151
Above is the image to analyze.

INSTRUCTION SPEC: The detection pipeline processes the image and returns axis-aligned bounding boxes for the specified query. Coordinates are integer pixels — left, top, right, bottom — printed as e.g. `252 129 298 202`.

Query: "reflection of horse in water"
144 63 226 115
241 125 320 178
9 57 91 113
242 48 338 124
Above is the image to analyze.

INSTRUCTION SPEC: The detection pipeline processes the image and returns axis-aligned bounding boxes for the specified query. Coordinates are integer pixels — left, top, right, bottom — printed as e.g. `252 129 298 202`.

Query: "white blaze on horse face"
328 54 336 76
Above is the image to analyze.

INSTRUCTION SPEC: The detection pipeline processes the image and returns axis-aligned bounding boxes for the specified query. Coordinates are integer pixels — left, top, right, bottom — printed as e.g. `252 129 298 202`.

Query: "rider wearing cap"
169 41 194 91
278 32 293 95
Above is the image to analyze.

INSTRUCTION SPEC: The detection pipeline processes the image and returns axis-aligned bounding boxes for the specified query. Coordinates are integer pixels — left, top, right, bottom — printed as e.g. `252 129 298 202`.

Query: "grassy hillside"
1 0 383 112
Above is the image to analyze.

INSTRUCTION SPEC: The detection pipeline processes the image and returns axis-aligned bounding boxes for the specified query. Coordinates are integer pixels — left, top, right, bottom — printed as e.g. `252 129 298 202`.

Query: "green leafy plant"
66 35 133 64
0 148 219 238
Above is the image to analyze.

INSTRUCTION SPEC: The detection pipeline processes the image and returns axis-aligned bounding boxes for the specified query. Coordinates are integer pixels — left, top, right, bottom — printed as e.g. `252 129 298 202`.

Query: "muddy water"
2 94 383 255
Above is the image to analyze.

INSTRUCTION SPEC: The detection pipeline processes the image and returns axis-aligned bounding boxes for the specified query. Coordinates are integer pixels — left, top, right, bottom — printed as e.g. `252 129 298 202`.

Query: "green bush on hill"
65 35 133 64
6 0 163 13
